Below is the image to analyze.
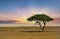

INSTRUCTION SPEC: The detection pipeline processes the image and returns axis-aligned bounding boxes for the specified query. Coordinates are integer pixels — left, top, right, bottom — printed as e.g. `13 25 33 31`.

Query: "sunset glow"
0 0 60 26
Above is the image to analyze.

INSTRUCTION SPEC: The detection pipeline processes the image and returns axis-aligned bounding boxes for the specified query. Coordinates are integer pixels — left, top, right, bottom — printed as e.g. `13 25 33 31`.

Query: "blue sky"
0 0 60 12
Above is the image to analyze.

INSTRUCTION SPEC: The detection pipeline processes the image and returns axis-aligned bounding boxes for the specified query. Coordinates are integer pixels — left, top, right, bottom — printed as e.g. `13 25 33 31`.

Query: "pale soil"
0 26 60 39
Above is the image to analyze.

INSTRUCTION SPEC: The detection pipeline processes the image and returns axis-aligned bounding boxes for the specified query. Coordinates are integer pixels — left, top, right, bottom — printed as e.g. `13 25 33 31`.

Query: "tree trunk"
39 22 42 29
36 20 42 29
42 21 46 32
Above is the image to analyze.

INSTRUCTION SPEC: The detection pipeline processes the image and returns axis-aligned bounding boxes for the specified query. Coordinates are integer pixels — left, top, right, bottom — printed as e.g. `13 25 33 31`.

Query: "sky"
0 0 60 26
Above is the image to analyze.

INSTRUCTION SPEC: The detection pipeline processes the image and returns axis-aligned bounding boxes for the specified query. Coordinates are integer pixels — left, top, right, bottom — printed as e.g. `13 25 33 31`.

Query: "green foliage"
27 14 54 22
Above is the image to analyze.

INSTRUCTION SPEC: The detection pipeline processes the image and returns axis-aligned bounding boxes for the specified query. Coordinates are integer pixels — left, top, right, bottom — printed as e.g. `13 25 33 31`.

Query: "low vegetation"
0 26 60 39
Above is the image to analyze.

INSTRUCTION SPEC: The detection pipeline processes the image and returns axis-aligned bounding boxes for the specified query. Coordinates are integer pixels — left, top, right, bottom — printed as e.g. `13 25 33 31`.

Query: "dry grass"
0 26 60 39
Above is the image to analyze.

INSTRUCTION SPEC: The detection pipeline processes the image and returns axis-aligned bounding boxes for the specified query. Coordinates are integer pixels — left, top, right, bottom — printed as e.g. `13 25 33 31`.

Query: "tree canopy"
27 14 54 22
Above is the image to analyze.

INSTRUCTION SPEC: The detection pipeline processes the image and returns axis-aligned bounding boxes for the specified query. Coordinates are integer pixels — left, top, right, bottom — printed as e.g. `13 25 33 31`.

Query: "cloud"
0 7 60 24
52 17 60 23
0 20 18 24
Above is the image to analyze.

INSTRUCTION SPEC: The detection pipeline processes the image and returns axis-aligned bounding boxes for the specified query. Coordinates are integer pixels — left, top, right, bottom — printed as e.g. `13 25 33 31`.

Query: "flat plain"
0 26 60 39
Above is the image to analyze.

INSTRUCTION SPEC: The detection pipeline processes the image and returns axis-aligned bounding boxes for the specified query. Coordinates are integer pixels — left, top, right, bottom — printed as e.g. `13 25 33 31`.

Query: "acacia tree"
27 14 54 32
